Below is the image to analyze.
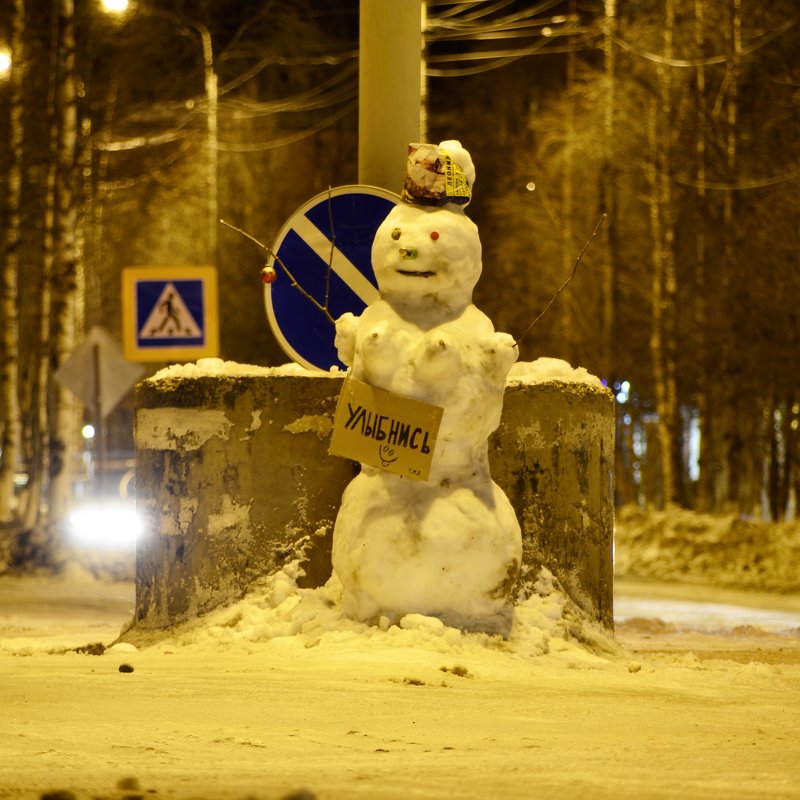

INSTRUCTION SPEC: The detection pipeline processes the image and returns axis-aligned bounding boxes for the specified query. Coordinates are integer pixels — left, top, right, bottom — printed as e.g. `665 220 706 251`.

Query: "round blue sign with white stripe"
264 185 400 371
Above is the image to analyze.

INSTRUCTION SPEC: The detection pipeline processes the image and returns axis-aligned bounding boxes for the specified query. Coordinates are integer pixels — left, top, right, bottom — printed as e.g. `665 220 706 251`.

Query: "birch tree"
47 0 80 538
0 0 25 524
646 0 681 508
721 0 747 511
692 0 713 510
19 1 59 536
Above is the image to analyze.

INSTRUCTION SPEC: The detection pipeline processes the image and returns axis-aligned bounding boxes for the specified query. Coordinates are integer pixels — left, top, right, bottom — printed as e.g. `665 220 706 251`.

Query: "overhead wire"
608 13 799 69
218 99 358 152
425 0 586 76
223 63 358 118
100 1 591 159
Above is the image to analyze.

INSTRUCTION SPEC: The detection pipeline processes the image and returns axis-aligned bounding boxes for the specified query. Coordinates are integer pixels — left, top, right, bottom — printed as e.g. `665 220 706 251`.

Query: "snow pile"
615 505 800 593
148 357 342 382
146 355 603 390
123 560 616 668
507 357 604 389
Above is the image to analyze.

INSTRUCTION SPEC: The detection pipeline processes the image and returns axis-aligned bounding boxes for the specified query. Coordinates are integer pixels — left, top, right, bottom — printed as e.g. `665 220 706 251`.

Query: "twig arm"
220 218 336 326
515 213 606 346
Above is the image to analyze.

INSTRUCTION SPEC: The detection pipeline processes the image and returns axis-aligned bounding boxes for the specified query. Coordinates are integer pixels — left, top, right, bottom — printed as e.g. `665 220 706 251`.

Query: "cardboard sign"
329 375 444 481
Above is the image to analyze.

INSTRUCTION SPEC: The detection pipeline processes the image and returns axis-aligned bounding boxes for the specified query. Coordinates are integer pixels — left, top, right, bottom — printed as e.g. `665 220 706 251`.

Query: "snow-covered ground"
2 545 800 800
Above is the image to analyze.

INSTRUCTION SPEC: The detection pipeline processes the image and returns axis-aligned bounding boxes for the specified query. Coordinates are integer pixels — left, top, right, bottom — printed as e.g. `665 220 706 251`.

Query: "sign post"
54 326 145 494
359 0 422 190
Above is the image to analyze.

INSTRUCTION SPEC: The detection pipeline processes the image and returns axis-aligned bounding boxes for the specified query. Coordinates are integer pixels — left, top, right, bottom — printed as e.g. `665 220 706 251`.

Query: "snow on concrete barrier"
133 357 614 630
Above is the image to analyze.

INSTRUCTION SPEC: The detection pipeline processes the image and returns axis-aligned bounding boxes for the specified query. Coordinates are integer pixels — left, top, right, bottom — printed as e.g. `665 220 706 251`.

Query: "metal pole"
93 342 106 496
195 23 218 265
129 6 218 264
358 0 422 192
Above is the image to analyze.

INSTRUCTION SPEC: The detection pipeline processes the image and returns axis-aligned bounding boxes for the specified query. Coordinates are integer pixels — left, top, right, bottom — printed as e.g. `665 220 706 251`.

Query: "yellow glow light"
101 0 130 13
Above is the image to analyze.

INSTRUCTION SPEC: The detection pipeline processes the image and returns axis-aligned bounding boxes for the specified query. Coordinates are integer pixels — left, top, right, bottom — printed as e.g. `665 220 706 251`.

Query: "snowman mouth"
397 269 436 278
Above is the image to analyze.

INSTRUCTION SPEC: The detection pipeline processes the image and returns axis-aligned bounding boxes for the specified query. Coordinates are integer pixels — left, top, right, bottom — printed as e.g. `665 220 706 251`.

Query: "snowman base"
332 468 522 637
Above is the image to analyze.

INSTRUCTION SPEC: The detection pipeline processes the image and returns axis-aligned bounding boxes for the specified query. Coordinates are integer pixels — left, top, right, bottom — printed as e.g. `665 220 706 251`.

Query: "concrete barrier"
490 369 615 627
133 360 614 630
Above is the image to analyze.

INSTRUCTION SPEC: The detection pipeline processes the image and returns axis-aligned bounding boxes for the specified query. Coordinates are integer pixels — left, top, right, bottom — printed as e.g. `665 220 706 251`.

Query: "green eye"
391 228 401 240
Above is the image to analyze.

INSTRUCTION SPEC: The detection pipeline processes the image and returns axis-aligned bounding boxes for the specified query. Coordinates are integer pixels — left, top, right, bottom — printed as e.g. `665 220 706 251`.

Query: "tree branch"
515 213 606 346
220 218 336 325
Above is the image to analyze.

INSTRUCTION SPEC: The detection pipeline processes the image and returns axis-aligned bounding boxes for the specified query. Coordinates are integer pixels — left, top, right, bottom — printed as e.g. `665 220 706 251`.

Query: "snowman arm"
479 332 519 383
334 312 359 366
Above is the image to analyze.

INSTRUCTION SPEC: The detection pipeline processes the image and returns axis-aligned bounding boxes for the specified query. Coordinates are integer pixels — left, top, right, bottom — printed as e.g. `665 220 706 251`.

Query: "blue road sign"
136 280 205 348
122 266 219 362
264 185 399 371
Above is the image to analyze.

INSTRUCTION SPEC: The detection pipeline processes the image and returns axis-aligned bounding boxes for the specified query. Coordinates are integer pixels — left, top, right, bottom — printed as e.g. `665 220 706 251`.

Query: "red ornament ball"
430 231 440 240
260 265 277 284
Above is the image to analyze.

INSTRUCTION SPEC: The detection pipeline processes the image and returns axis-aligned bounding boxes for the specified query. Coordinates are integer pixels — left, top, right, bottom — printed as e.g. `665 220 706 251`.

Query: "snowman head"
372 200 482 312
372 140 482 313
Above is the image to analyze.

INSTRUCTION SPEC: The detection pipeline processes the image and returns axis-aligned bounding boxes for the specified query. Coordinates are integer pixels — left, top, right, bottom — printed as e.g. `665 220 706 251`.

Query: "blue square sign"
122 266 219 362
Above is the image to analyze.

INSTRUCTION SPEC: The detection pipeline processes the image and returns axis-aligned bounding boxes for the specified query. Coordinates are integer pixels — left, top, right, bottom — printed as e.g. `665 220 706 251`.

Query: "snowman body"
331 147 521 635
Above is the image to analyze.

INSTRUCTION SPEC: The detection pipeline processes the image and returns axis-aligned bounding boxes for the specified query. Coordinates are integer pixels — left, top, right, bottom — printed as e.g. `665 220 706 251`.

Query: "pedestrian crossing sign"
122 266 219 362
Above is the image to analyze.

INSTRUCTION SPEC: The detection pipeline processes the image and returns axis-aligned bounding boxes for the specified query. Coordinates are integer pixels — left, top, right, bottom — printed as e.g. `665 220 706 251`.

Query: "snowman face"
372 203 482 309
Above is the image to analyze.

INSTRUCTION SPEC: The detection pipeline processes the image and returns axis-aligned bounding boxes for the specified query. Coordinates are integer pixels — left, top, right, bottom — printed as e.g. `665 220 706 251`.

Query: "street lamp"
100 0 129 13
100 0 218 263
0 48 11 77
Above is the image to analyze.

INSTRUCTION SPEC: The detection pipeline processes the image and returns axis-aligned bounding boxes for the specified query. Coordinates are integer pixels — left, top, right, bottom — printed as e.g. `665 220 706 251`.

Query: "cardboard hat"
401 142 473 208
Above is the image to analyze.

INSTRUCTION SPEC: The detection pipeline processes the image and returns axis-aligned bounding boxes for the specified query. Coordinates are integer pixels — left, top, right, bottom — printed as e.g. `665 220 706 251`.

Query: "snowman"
331 141 522 636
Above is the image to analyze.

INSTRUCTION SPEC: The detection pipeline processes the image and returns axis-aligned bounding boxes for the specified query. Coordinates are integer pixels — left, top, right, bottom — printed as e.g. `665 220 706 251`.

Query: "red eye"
430 231 440 240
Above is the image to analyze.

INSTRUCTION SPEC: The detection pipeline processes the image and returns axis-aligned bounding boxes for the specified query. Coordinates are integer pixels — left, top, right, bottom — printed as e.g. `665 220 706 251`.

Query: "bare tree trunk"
647 99 667 509
48 0 80 537
763 399 791 522
693 0 712 512
777 400 791 520
789 395 799 521
19 3 60 536
720 0 743 511
0 0 26 524
647 0 680 509
601 0 616 383
74 116 90 345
